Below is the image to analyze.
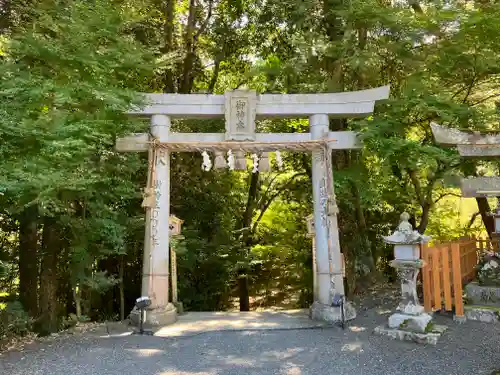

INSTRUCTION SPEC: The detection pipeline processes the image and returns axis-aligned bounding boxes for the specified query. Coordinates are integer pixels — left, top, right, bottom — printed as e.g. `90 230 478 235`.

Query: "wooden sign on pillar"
306 215 318 302
170 247 178 304
169 215 183 306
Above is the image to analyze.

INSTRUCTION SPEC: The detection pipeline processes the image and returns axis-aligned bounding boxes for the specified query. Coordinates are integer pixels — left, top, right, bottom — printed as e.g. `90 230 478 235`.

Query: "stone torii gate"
431 123 500 196
431 123 500 238
117 87 390 325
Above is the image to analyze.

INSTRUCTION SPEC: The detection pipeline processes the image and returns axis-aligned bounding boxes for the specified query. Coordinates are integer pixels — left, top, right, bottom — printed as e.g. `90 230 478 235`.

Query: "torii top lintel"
129 86 390 119
431 122 500 197
118 86 390 152
431 122 500 158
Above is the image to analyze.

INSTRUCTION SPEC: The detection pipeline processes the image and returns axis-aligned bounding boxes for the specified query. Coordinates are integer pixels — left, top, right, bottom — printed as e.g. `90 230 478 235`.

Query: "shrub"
0 301 33 340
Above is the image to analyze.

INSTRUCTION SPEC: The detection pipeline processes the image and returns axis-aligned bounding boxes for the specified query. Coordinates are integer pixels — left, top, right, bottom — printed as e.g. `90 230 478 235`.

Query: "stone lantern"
384 212 429 315
375 212 446 344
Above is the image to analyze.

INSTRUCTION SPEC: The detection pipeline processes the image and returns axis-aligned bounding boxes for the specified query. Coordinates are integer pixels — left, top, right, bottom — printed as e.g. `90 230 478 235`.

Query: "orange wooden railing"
421 239 485 317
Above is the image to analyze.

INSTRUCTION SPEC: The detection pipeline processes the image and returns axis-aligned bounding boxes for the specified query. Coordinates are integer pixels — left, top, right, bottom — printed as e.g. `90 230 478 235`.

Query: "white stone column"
141 154 153 297
310 114 331 306
309 114 354 322
140 114 177 325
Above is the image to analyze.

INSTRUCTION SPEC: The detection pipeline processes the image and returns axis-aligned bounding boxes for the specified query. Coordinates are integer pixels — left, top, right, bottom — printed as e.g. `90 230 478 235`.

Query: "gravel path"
1 307 500 375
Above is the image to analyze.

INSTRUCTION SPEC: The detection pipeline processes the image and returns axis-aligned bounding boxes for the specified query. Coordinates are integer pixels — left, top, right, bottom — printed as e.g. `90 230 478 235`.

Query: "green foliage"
0 301 32 340
0 0 155 326
177 233 235 311
0 0 154 206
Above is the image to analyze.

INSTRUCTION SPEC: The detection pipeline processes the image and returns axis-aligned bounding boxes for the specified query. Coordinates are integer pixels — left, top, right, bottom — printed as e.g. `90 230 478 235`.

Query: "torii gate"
117 87 390 325
431 123 500 238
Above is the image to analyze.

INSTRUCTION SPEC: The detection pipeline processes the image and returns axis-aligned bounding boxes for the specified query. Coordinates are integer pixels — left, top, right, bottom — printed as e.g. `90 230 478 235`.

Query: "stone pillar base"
309 301 356 324
130 303 177 327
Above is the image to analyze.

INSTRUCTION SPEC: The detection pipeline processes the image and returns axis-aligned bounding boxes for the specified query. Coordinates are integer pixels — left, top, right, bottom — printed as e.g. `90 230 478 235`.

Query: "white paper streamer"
275 150 283 170
251 153 259 173
227 150 235 170
201 151 212 171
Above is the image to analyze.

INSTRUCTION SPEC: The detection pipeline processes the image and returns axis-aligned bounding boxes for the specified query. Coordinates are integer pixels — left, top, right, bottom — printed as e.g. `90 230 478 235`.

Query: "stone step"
465 305 500 323
374 323 447 345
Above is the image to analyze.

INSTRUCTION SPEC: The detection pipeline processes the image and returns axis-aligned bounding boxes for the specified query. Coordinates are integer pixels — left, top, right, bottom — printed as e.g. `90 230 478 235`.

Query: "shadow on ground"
1 303 500 375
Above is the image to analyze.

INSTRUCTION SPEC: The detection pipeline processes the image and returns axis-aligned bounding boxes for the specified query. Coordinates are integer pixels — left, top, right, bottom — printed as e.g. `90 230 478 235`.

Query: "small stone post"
306 215 318 302
375 212 447 345
169 215 184 314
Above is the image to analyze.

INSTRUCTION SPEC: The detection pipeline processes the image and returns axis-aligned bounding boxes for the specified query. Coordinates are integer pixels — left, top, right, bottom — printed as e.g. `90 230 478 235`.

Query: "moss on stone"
465 304 500 311
425 322 435 333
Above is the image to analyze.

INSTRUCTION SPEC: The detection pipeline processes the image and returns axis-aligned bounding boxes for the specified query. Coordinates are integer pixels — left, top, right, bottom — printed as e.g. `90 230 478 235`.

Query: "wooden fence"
421 239 482 317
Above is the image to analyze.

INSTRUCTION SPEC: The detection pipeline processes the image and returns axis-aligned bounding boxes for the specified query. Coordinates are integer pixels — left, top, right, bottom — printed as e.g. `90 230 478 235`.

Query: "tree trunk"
408 0 423 13
417 203 431 234
238 171 260 311
179 0 196 94
38 217 61 335
476 197 495 238
162 0 176 93
350 178 375 273
0 0 11 34
208 58 221 94
18 205 39 317
119 256 125 321
73 287 82 319
458 162 494 236
238 274 250 311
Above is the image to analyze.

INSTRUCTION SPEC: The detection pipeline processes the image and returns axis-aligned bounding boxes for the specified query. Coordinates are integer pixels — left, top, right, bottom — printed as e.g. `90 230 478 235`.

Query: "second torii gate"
117 86 390 325
431 123 500 238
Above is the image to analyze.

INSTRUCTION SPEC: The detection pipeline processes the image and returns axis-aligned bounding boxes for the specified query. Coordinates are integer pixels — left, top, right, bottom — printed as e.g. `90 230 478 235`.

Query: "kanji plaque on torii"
117 86 390 326
225 90 257 140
